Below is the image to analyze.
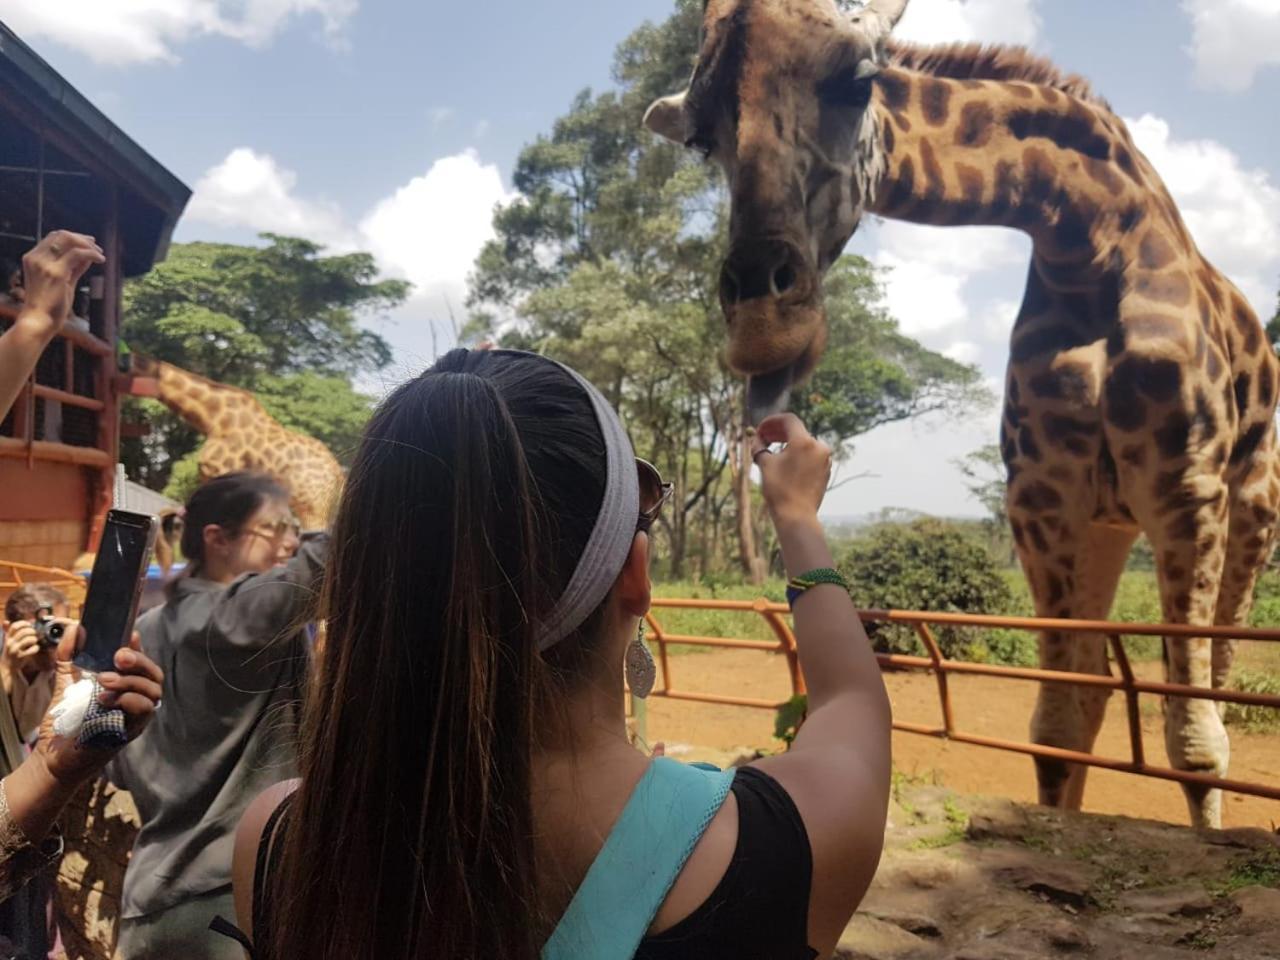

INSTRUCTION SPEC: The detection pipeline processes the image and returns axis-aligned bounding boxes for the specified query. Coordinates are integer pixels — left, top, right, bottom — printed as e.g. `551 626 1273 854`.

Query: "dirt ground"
642 648 1280 830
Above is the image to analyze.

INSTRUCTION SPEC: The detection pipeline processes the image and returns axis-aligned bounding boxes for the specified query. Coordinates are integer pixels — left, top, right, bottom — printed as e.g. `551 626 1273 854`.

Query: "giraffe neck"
151 361 253 436
862 68 1145 265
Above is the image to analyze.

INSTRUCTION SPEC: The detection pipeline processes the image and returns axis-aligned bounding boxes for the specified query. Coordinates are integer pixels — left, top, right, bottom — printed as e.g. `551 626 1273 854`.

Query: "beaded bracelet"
785 567 850 608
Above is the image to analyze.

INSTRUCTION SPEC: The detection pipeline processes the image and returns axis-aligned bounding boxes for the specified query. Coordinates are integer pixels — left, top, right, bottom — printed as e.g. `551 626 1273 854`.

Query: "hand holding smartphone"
75 510 157 673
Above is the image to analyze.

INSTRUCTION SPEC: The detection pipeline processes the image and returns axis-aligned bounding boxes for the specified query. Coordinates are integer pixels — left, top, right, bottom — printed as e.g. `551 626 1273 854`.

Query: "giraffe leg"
1142 478 1231 830
1018 516 1135 809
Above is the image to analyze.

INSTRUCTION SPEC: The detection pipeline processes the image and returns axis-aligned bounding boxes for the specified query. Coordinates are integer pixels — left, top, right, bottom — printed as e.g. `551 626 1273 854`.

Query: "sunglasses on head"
637 458 674 533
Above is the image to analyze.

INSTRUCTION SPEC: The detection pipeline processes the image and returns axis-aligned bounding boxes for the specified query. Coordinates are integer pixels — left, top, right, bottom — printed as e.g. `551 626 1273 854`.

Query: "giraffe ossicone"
649 0 1280 829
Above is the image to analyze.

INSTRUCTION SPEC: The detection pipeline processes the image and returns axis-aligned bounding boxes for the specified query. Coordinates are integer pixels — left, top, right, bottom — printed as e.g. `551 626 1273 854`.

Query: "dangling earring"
626 619 656 700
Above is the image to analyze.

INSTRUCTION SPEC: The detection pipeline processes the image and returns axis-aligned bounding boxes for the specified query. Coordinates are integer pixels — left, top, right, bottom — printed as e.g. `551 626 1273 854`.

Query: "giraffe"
127 355 344 530
644 0 1280 828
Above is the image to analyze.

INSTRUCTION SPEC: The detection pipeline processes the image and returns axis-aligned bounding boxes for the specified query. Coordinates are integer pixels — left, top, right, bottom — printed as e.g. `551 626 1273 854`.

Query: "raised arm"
0 233 104 421
748 414 892 957
211 533 330 651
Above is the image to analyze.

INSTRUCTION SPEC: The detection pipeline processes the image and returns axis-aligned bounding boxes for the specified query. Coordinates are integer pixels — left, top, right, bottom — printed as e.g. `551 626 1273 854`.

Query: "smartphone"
75 510 158 673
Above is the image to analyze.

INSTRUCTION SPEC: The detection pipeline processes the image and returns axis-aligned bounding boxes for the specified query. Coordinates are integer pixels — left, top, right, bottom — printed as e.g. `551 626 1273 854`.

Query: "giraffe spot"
773 113 785 140
1007 105 1110 161
1155 411 1192 459
1011 520 1026 547
1083 156 1124 195
1118 205 1145 234
1139 230 1177 270
1105 378 1147 432
1231 422 1269 467
876 72 910 113
956 101 994 148
882 118 895 154
1008 83 1035 100
1053 203 1095 251
1015 481 1063 511
1045 572 1065 607
1234 303 1262 354
921 80 951 125
1203 348 1223 386
1115 355 1183 404
1008 378 1022 406
1018 426 1042 462
894 112 913 134
1165 565 1187 582
1119 445 1146 468
1114 145 1139 181
1194 329 1207 368
1234 373 1252 415
1025 520 1050 553
1134 272 1192 307
1193 387 1218 441
992 158 1020 221
1260 367 1276 409
1042 413 1098 457
1172 593 1193 616
919 139 946 205
1196 293 1213 332
1166 509 1199 544
1126 312 1187 349
955 163 984 206
885 155 916 213
1039 86 1062 106
1010 324 1094 365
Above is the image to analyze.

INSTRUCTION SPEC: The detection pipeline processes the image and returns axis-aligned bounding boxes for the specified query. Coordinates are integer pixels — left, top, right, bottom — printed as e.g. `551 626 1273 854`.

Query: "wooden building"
0 23 190 571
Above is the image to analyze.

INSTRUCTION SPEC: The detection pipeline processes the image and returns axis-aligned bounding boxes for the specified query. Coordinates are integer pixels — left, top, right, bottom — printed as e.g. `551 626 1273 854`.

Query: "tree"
121 236 408 490
954 445 1011 563
467 0 985 579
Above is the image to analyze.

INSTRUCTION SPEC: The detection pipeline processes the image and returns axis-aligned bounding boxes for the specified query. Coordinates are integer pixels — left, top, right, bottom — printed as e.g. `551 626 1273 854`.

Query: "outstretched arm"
0 233 104 422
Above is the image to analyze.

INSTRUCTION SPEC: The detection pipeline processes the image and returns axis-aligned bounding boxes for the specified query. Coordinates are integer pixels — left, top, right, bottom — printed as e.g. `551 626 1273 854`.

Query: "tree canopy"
466 0 985 578
122 235 408 495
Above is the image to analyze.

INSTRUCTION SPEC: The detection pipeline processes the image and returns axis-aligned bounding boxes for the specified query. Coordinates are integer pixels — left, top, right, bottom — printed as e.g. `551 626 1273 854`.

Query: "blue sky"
3 0 1278 519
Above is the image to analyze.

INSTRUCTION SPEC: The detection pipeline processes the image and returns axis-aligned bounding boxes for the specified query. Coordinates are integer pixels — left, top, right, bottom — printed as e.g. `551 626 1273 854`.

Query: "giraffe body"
131 356 343 530
646 0 1280 827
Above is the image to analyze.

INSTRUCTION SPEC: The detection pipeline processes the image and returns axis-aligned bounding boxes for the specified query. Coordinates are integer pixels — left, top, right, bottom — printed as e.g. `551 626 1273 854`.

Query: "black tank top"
229 765 817 959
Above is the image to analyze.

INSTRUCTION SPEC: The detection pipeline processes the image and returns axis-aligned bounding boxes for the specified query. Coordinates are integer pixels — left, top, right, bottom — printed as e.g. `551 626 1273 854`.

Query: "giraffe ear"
643 92 689 145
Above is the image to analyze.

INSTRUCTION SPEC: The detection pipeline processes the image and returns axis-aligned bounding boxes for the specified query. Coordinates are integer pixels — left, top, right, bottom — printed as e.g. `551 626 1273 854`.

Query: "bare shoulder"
232 779 300 942
749 750 889 955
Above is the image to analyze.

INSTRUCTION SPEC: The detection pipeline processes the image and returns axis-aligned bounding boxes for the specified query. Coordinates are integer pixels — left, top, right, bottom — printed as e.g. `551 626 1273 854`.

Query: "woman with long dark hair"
232 349 891 960
108 472 327 959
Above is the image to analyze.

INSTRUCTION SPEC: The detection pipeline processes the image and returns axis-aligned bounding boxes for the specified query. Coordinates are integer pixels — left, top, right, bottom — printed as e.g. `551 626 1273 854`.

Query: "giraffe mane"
885 40 1111 112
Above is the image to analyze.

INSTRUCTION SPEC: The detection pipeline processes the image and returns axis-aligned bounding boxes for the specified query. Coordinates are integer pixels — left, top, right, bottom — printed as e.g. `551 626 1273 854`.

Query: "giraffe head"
645 0 909 420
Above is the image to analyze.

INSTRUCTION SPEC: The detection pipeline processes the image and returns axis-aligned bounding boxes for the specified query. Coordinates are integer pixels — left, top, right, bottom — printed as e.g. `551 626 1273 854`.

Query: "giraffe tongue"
746 365 794 426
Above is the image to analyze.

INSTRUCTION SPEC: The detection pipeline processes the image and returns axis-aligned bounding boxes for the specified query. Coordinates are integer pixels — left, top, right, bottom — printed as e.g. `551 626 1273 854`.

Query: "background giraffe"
127 355 344 530
645 0 1280 828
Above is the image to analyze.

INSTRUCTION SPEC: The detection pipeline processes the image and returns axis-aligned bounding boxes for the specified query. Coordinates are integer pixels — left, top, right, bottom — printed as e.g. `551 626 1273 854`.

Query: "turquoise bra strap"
543 758 736 960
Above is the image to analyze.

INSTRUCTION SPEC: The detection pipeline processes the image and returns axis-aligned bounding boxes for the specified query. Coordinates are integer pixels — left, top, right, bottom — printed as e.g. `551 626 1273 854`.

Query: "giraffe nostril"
772 263 796 296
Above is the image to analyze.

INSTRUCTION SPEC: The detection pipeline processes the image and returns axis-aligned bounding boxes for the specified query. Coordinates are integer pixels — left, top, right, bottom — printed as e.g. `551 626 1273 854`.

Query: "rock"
965 801 1031 844
891 856 964 890
994 861 1095 909
862 905 943 940
1032 917 1093 952
1229 885 1280 935
837 914 938 960
1118 885 1215 917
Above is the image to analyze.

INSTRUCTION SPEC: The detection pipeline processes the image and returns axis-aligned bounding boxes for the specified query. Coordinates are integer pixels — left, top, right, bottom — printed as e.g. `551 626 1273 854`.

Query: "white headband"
490 351 639 651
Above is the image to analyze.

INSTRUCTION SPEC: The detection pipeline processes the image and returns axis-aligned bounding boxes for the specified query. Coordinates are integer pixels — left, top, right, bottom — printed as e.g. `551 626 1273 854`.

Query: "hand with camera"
2 612 60 688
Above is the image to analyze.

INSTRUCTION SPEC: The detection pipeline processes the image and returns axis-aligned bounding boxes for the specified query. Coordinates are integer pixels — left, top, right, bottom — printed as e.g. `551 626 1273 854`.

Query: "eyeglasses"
637 458 674 533
246 516 301 541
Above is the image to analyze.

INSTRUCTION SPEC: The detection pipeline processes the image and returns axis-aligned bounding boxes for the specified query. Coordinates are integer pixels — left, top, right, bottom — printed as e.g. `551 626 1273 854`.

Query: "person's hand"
749 414 832 527
16 231 105 341
33 625 162 789
3 620 57 683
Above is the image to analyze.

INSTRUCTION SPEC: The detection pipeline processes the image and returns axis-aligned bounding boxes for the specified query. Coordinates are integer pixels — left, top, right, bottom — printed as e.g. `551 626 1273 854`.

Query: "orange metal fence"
0 560 87 613
644 598 1280 803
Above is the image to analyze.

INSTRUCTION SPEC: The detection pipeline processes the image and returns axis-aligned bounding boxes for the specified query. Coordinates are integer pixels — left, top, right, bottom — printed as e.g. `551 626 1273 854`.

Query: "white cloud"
358 151 517 306
981 299 1020 343
187 148 349 245
1127 113 1280 315
185 146 516 369
944 340 980 364
1182 0 1280 93
893 0 1042 47
0 0 357 66
429 107 455 128
867 221 1027 336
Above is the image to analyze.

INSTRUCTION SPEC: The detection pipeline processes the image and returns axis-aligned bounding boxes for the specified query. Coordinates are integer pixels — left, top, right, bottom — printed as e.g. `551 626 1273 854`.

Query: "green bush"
840 519 1016 662
1222 670 1280 732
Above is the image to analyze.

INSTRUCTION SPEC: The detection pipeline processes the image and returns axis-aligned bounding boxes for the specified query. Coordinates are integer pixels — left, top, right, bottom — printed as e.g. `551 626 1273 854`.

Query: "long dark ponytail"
267 349 608 960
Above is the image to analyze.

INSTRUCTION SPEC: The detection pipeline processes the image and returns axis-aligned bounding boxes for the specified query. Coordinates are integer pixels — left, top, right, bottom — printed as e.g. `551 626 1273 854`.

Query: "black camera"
33 606 66 649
